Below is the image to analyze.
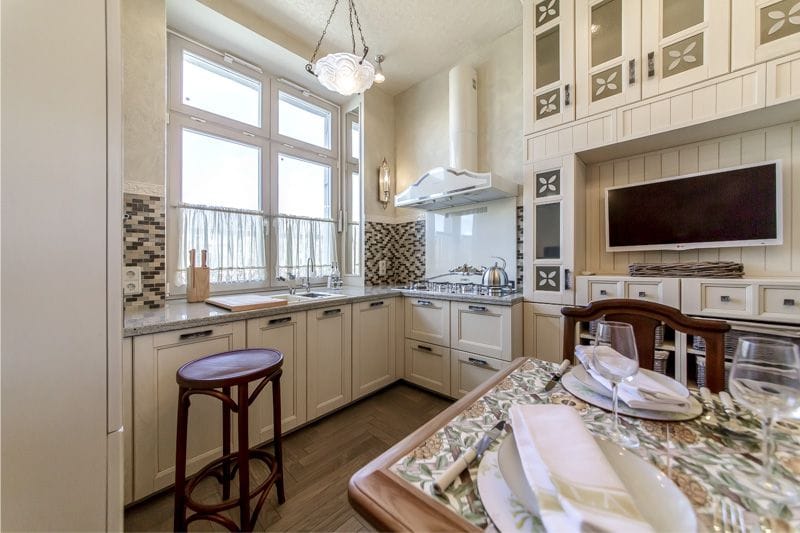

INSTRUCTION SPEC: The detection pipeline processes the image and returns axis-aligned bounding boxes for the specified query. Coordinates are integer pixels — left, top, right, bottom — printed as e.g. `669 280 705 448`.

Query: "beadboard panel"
767 51 800 106
617 65 766 142
524 112 615 164
584 123 800 277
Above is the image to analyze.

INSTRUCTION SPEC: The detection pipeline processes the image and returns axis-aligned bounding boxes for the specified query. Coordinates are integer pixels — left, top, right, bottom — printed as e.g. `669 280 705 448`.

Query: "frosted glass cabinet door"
732 0 800 70
641 0 730 98
523 0 575 134
576 0 642 118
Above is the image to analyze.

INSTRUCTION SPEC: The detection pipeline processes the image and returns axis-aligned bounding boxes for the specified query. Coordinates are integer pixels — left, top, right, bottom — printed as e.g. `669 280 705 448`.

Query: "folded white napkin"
574 345 690 413
509 404 653 533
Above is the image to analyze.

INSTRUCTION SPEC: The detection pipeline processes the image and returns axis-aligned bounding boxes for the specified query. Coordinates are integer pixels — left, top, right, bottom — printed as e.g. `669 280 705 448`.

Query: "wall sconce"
379 158 391 209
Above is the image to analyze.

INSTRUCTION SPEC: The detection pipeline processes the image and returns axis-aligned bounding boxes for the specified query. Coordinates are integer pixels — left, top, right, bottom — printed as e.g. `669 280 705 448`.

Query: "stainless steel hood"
394 65 517 211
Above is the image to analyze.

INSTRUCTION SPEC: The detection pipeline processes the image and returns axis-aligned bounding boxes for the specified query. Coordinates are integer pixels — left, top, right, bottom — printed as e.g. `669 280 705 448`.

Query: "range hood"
394 65 517 211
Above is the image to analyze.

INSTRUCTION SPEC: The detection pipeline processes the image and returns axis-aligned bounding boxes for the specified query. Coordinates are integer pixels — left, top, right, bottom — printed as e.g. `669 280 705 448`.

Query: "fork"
714 498 747 533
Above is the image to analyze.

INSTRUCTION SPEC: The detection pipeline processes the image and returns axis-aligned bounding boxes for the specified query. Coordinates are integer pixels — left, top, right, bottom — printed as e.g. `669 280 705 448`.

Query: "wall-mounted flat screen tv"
605 161 782 252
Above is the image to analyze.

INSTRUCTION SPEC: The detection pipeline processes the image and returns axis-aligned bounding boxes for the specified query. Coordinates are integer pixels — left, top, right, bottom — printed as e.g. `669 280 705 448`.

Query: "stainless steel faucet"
305 257 315 293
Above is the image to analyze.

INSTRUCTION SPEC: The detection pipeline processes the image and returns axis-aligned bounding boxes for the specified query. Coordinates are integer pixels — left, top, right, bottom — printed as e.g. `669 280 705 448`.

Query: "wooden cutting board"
205 294 289 312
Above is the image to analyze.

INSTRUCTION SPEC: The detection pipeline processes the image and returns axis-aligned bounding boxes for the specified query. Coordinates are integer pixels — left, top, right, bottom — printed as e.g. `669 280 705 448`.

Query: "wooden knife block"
186 266 210 303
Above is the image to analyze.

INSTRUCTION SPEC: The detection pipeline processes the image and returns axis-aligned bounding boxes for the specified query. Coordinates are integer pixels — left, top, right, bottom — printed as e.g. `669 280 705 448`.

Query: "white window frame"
166 34 342 296
343 109 363 278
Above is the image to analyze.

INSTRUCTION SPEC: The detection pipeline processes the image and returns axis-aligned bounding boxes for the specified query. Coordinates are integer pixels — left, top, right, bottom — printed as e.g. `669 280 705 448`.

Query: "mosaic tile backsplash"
516 205 524 289
365 220 425 286
124 193 166 309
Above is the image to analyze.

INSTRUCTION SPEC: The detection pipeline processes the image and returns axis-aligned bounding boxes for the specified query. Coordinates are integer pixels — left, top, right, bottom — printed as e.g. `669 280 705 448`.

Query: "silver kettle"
482 256 509 287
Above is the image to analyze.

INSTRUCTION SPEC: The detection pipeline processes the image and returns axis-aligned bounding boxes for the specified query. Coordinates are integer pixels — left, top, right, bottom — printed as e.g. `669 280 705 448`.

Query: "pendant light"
373 55 386 84
305 0 375 96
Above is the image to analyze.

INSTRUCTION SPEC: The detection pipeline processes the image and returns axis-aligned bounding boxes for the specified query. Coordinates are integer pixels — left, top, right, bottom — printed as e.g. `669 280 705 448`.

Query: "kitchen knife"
433 420 506 494
544 359 571 391
201 249 207 268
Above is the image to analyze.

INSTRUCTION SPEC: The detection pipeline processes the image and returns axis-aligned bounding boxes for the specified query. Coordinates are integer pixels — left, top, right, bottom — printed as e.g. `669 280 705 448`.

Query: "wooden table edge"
348 357 530 532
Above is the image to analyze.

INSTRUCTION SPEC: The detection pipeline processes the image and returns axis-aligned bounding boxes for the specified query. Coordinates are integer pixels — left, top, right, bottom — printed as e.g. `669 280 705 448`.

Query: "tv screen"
606 161 782 251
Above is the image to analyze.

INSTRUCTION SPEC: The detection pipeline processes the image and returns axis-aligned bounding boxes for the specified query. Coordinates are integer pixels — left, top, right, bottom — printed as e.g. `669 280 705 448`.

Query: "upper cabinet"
640 0 730 98
733 0 800 70
523 0 576 134
576 0 642 118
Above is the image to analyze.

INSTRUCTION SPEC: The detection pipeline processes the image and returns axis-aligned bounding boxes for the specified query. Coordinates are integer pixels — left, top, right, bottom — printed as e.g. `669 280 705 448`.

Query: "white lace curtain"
176 206 266 286
274 216 336 279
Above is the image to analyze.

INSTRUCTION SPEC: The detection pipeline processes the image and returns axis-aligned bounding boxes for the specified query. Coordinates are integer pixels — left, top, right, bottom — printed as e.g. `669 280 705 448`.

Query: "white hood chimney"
448 65 478 170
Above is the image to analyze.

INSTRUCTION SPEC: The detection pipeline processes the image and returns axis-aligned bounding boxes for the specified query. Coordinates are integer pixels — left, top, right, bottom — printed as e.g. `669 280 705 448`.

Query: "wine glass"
729 337 800 501
592 321 640 448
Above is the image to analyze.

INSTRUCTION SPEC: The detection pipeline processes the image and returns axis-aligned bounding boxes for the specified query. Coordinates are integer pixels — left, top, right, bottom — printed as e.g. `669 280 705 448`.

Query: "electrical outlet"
123 266 142 295
378 260 387 276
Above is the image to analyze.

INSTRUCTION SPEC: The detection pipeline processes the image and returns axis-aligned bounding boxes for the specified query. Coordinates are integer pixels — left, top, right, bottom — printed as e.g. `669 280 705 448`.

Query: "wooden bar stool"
173 349 286 531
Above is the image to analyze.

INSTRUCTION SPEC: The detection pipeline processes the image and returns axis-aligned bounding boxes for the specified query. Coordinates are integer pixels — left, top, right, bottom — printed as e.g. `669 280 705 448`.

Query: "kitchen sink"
297 292 341 299
270 291 345 303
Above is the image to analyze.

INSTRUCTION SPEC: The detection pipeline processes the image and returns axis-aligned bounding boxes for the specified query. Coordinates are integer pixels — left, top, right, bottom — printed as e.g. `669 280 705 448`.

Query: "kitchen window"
343 111 361 276
167 34 340 294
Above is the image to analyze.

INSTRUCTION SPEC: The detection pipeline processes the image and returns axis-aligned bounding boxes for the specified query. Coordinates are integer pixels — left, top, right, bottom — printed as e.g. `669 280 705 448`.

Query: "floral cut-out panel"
591 65 623 102
535 0 559 27
662 33 704 78
760 0 800 44
535 88 561 120
536 266 560 291
535 170 561 198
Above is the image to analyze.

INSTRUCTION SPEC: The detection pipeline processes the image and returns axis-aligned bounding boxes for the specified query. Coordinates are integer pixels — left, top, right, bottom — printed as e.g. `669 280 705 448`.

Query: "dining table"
348 357 800 532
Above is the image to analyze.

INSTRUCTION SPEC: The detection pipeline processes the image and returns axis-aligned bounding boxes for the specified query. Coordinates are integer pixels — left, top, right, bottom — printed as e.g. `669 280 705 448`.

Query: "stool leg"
222 386 231 501
237 384 251 531
272 375 286 505
174 387 190 532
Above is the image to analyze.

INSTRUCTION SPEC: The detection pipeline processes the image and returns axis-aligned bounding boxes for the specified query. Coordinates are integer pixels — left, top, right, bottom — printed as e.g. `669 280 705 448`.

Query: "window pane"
182 52 261 127
278 91 332 149
350 170 361 223
182 129 260 210
351 121 360 160
346 223 361 276
535 27 560 88
277 153 332 218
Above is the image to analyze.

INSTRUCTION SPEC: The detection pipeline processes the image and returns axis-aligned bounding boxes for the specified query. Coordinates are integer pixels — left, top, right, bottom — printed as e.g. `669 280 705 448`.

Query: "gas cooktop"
396 280 517 297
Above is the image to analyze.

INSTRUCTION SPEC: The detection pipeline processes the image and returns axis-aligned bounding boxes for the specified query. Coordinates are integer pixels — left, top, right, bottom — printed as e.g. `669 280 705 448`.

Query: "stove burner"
400 280 516 296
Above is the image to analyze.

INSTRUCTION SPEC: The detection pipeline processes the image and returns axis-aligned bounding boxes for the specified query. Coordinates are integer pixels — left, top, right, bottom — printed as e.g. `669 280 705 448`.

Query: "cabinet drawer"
702 285 752 314
588 281 622 301
625 278 680 307
760 286 800 320
404 339 450 396
405 297 450 346
450 350 510 399
450 302 512 360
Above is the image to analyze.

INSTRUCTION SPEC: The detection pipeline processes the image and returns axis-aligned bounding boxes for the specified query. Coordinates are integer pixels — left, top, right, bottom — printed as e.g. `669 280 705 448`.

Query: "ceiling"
185 0 522 97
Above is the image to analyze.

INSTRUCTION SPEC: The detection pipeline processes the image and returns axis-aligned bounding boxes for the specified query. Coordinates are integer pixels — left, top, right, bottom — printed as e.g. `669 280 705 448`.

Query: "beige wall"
363 87 397 219
394 26 523 201
122 0 166 187
583 122 800 277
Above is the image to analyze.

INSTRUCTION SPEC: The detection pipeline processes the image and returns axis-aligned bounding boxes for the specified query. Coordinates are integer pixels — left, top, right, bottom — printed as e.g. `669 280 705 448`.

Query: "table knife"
433 420 506 494
544 359 571 391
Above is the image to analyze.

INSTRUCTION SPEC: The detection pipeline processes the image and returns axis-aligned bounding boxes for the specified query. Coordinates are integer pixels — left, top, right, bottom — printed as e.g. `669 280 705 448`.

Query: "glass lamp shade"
314 52 375 96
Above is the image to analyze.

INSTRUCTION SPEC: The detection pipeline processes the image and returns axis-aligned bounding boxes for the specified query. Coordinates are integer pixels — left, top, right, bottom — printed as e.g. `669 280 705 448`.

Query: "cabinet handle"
628 58 636 84
565 268 572 290
638 291 646 298
784 298 796 306
468 305 488 312
720 295 731 303
599 289 608 296
647 51 655 78
323 308 342 316
268 316 291 325
369 300 384 307
564 84 571 106
179 329 213 341
417 344 433 352
417 300 433 306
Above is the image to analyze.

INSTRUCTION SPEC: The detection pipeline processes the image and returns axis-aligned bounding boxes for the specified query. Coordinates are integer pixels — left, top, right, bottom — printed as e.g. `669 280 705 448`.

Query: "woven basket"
628 261 744 278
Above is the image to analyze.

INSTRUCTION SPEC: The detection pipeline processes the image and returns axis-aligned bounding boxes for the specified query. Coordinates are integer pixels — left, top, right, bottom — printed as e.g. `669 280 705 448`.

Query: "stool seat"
177 349 282 388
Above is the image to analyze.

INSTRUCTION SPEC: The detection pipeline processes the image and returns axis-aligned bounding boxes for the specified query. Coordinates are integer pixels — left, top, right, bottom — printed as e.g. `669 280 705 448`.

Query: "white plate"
478 435 697 533
562 365 703 421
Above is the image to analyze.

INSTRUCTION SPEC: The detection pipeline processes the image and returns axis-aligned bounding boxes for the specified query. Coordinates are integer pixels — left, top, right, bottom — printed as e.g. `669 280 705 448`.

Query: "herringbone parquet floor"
124 383 452 532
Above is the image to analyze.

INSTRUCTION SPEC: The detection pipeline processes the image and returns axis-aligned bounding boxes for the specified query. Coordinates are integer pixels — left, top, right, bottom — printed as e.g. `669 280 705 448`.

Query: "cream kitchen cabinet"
405 297 450 346
575 0 642 118
306 304 352 419
352 299 397 400
576 276 680 308
131 321 246 500
681 278 800 324
641 0 730 99
450 350 510 399
404 339 451 396
733 0 800 71
523 155 586 306
246 311 307 446
523 0 575 134
523 302 566 363
450 302 522 360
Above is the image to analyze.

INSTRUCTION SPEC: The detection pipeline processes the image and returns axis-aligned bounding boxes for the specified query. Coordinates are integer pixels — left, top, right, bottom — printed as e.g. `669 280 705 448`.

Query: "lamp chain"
306 0 341 74
349 0 369 63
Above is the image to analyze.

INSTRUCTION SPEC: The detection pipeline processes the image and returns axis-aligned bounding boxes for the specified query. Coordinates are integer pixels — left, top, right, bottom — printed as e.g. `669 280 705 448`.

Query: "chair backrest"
561 299 731 392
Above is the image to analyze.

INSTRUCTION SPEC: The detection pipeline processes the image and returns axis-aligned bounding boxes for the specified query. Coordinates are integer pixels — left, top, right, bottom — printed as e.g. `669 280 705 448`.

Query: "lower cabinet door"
246 312 307 447
450 350 511 399
132 321 247 500
404 339 450 396
352 299 396 400
307 304 352 419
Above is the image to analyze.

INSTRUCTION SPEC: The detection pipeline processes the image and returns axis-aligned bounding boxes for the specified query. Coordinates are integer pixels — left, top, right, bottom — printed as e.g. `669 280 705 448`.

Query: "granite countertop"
123 286 523 337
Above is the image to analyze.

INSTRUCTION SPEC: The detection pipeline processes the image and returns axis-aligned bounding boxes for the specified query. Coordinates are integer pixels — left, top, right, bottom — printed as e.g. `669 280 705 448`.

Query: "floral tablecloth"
390 359 800 531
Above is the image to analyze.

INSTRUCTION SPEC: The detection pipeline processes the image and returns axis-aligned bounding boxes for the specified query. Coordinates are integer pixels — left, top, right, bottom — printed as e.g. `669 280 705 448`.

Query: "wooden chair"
561 299 731 392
